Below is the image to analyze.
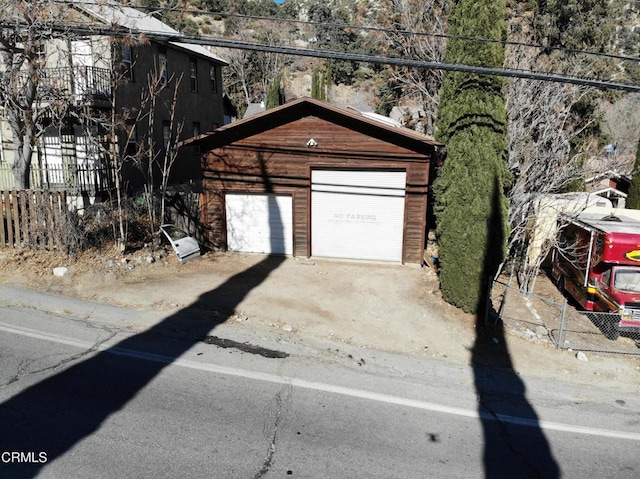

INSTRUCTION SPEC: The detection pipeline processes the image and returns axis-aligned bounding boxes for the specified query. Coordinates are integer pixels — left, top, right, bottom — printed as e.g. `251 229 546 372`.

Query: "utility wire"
128 3 640 65
163 33 640 93
48 16 639 94
3 12 640 93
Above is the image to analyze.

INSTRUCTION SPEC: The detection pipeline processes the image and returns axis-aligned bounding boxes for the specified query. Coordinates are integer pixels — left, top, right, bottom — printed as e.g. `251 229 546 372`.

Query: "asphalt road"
0 285 639 478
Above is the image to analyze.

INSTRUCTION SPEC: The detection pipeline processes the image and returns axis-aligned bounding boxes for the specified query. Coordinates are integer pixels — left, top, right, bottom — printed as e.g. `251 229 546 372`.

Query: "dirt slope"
1 247 638 392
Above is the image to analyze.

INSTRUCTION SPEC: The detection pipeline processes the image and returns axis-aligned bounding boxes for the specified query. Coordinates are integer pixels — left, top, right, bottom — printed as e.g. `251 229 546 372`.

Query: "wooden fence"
0 190 67 250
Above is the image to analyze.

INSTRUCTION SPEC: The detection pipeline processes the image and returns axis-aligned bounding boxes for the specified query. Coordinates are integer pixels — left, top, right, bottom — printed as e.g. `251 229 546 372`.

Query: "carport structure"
191 97 441 264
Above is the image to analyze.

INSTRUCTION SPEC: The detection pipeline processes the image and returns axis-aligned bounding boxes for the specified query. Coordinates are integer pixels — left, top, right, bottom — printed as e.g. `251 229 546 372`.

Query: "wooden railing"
6 66 113 104
0 163 115 196
0 190 67 249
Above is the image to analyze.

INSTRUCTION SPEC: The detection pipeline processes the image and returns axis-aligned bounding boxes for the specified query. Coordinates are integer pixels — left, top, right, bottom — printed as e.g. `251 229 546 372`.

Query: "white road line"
2 321 639 442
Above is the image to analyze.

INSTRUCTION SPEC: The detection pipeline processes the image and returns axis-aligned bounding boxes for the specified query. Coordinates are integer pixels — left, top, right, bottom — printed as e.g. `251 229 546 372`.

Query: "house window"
190 58 198 92
162 121 171 151
193 122 200 154
209 64 217 93
121 44 134 81
35 42 46 66
158 48 168 85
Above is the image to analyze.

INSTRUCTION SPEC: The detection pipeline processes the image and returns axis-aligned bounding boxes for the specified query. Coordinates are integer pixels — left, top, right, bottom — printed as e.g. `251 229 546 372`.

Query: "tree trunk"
12 140 33 190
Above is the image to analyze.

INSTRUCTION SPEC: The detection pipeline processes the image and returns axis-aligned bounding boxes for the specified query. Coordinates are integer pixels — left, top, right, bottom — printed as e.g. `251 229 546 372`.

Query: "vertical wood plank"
7 190 13 248
7 190 15 248
33 190 41 247
0 191 6 248
28 190 37 247
59 191 67 251
20 190 28 247
47 191 55 250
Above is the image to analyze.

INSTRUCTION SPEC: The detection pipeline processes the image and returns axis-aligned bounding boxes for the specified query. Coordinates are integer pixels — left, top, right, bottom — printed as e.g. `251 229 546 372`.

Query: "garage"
225 193 293 255
196 98 440 265
311 170 406 262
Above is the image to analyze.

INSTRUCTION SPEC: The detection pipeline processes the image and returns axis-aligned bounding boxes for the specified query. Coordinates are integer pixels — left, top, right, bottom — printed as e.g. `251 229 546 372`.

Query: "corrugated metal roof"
576 212 640 234
74 0 226 64
242 102 266 118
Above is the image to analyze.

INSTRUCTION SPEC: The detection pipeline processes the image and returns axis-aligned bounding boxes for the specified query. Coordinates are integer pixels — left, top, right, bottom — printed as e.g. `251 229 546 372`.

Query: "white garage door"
225 194 293 255
311 170 406 262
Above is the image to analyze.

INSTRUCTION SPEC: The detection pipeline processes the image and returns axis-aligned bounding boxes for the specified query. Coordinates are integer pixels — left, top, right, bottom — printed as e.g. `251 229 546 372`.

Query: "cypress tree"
266 74 285 109
320 68 327 101
311 67 320 99
311 66 328 101
626 138 640 209
433 0 510 313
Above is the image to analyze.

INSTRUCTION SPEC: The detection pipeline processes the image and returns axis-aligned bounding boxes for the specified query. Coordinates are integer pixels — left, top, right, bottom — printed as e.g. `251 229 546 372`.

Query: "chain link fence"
489 276 640 355
555 310 640 354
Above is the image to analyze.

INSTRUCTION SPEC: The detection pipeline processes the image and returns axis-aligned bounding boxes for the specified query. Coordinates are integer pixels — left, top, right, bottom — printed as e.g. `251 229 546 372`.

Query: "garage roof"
183 97 443 151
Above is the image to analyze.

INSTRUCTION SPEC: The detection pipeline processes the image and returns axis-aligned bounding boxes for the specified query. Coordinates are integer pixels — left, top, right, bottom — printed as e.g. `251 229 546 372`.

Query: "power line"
130 3 640 67
151 31 640 93
3 17 640 93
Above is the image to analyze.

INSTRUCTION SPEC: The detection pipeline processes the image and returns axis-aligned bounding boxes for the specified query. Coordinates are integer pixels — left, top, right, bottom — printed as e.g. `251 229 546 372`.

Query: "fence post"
0 190 5 248
556 298 568 349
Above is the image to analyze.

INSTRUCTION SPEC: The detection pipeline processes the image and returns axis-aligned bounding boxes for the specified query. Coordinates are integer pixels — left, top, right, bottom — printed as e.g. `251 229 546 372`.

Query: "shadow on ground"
471 177 560 478
0 151 287 478
0 255 285 478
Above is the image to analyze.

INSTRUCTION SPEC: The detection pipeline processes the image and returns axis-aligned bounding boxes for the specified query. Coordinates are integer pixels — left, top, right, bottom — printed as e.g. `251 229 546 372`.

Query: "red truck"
551 212 640 339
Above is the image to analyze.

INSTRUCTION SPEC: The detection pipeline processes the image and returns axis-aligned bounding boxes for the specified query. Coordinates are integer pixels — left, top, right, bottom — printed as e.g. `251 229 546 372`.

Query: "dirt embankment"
1 247 638 392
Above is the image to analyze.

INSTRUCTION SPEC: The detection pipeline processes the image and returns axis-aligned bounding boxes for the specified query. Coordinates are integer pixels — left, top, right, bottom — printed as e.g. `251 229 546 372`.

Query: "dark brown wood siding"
201 115 433 264
293 187 308 255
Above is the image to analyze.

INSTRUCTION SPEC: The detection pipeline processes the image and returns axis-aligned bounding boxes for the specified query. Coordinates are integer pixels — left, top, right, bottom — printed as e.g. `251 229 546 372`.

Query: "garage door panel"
311 170 406 262
312 170 406 191
225 194 293 255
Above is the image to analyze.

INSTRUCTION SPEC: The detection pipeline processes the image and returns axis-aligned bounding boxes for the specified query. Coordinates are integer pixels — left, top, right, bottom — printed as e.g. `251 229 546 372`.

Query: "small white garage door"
311 170 406 262
225 194 293 255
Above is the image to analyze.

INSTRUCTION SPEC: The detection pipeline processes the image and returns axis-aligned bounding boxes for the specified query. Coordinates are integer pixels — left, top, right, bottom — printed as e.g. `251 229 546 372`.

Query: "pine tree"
433 0 510 314
626 138 640 210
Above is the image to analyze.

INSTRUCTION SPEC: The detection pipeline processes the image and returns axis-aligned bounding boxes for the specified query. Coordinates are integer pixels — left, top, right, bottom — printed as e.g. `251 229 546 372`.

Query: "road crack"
1 331 118 388
477 395 544 478
253 385 291 479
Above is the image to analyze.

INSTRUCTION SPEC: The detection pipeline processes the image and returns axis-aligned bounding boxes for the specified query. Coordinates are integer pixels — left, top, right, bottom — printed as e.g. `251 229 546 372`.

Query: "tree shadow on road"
0 153 286 478
472 177 561 478
0 257 286 479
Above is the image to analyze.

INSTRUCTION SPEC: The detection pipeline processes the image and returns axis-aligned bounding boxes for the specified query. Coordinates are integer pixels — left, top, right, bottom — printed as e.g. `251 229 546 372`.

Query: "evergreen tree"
311 66 328 101
626 138 640 210
266 74 285 109
531 0 620 52
308 3 361 85
311 67 320 99
433 0 510 314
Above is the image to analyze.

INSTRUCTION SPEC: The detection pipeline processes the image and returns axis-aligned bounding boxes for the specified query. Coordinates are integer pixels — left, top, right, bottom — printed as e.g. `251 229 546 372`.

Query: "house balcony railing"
43 66 112 105
7 66 113 106
0 162 116 197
